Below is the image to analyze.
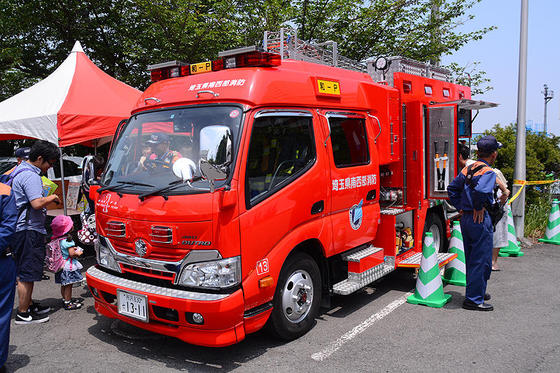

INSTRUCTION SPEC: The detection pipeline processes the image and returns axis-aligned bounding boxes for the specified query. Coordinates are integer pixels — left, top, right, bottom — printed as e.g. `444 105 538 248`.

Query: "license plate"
117 290 149 322
190 61 212 75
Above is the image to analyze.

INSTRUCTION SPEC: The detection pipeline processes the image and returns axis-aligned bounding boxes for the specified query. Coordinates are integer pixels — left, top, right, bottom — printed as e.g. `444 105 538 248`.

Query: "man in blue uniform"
0 176 18 369
447 135 502 311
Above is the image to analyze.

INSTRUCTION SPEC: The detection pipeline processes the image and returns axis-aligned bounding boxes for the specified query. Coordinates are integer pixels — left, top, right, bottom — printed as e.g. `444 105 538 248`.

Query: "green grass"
524 195 553 238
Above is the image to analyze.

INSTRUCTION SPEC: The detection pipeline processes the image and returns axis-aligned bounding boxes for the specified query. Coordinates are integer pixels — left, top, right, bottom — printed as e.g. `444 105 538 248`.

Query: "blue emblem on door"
349 199 363 230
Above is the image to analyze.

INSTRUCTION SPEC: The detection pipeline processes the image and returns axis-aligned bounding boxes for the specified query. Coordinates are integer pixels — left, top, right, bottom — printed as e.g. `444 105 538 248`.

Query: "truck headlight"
95 236 121 273
178 256 241 289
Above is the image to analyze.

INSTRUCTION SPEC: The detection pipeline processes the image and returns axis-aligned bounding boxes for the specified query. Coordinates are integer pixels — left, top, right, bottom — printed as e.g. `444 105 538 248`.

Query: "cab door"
319 111 380 255
238 109 330 291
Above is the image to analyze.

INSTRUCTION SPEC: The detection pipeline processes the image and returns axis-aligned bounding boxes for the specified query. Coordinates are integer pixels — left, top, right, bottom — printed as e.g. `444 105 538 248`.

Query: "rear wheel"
268 252 321 340
423 212 446 253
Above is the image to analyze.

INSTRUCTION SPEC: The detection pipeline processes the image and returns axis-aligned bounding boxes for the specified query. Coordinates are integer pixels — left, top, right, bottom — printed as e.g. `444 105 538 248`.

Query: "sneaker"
462 300 494 311
30 301 51 315
63 300 82 310
62 297 84 304
15 311 49 324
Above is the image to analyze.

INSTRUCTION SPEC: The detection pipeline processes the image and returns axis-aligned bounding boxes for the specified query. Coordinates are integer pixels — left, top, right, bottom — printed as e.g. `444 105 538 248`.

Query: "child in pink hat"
50 215 84 310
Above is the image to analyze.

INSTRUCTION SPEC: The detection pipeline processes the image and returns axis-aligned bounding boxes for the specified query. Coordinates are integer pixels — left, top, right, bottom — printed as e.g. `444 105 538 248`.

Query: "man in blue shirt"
11 140 61 324
447 135 502 311
0 177 17 369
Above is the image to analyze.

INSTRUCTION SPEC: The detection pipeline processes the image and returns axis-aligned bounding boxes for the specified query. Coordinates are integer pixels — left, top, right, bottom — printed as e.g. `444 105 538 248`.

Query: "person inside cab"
140 133 181 169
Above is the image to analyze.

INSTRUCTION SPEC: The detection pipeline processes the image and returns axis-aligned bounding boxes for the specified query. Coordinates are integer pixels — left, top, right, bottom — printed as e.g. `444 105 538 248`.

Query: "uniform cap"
15 147 31 159
146 133 170 144
476 135 502 152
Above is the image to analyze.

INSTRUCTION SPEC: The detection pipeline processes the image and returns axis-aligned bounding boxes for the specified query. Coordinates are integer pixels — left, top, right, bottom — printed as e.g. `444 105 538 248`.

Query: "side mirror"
81 155 95 192
200 125 232 166
199 159 227 192
199 125 232 191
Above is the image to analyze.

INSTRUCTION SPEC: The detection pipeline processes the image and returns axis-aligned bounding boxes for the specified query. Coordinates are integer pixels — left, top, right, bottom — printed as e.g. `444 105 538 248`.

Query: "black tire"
268 252 322 340
423 212 447 253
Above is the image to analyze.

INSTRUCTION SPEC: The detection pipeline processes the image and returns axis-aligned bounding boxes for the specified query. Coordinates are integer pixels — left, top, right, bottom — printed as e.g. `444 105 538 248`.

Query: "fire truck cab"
86 30 497 347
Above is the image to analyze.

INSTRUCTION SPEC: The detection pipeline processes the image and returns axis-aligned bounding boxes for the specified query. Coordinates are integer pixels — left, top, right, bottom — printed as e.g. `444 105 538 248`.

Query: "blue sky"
441 0 559 135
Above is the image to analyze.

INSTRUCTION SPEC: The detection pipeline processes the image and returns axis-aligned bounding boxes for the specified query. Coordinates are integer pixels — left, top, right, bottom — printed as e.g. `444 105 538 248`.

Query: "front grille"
100 291 116 304
150 226 172 244
153 305 179 322
112 241 135 256
106 221 125 237
111 240 188 262
121 263 176 283
149 247 189 261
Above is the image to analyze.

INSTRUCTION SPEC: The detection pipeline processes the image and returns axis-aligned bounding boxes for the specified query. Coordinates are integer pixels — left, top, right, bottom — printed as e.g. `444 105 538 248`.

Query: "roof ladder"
263 28 367 73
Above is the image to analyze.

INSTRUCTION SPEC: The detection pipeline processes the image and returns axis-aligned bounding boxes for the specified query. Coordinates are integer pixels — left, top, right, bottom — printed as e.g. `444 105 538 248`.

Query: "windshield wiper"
98 180 155 193
138 177 203 201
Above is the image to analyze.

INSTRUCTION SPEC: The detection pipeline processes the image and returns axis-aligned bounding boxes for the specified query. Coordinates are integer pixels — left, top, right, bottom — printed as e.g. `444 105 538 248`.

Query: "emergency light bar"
148 48 281 82
147 60 188 82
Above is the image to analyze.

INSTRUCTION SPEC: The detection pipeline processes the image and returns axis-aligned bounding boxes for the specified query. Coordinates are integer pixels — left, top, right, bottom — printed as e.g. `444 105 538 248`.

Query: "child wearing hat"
50 215 84 310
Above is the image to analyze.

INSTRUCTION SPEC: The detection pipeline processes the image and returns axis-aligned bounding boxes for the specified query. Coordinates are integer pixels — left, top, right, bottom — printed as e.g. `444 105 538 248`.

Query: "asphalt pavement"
5 242 560 372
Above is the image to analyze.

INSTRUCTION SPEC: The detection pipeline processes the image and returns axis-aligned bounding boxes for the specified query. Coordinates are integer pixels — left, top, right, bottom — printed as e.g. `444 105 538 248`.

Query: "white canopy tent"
0 41 141 213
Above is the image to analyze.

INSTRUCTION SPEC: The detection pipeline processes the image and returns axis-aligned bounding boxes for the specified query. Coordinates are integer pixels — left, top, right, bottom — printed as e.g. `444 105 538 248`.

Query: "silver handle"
368 114 381 144
144 97 161 103
196 90 219 98
316 109 330 147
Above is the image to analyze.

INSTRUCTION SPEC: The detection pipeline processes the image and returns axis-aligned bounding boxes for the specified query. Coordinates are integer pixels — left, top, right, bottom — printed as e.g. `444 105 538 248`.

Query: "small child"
50 215 84 310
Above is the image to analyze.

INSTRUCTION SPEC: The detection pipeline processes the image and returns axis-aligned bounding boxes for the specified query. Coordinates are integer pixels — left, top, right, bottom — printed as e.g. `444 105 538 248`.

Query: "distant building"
526 120 545 133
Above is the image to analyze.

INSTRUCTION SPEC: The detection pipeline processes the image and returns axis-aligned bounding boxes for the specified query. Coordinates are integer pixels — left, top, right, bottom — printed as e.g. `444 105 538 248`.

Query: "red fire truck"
85 29 497 347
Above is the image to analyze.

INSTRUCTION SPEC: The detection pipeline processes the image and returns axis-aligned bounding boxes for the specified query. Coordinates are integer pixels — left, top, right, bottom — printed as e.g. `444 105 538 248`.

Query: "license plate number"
117 290 148 322
190 61 212 75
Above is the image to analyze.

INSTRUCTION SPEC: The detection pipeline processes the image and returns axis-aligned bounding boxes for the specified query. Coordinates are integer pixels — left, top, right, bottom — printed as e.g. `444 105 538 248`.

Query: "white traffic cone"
407 232 452 308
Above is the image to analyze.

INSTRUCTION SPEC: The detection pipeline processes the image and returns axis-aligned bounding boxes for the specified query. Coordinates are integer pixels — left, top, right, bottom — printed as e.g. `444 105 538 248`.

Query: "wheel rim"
429 224 441 253
281 269 314 323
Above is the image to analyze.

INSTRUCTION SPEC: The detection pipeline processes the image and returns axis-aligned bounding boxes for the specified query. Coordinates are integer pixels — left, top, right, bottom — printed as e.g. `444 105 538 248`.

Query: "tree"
0 0 244 96
1 0 495 101
483 124 560 204
446 61 492 96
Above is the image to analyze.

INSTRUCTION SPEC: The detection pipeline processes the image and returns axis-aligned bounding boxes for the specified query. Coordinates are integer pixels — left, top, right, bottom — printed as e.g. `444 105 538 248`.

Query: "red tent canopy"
0 42 141 147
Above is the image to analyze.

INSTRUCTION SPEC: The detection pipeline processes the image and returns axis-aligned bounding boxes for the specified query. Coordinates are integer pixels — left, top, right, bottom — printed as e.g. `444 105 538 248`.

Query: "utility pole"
430 1 440 67
542 84 554 134
513 0 528 238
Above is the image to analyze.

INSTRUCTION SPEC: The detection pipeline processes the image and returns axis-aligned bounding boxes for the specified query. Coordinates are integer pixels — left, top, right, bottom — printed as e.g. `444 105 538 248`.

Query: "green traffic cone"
539 199 560 245
407 232 452 308
499 204 525 257
443 221 466 286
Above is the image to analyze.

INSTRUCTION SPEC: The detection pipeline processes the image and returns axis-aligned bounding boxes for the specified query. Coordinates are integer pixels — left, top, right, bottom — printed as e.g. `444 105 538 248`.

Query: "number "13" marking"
256 258 269 275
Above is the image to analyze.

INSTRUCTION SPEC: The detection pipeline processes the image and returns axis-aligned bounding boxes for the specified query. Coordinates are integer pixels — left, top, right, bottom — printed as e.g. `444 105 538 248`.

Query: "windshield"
102 105 242 194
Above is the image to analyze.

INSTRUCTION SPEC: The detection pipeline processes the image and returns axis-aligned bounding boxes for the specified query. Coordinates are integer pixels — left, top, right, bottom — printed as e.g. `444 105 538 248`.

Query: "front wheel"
423 212 446 253
268 252 322 340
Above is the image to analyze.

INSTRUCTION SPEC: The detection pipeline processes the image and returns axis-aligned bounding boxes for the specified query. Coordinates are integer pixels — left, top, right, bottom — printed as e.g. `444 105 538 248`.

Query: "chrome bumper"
87 266 230 301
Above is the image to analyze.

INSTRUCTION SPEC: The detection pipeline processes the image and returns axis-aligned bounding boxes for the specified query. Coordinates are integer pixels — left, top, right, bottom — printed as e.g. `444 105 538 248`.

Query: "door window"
328 117 369 167
246 113 315 206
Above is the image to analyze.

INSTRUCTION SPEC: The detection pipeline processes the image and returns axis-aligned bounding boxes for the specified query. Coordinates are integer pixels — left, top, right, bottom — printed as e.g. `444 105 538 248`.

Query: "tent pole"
94 139 98 155
59 147 67 215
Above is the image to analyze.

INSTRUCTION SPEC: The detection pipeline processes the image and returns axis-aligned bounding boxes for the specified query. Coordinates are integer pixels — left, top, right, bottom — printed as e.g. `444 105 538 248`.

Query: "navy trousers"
0 256 16 367
460 212 493 304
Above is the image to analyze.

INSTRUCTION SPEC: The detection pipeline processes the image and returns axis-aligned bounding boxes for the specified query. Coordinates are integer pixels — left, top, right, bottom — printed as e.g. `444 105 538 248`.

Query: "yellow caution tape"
509 179 559 204
513 179 559 186
508 184 525 204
